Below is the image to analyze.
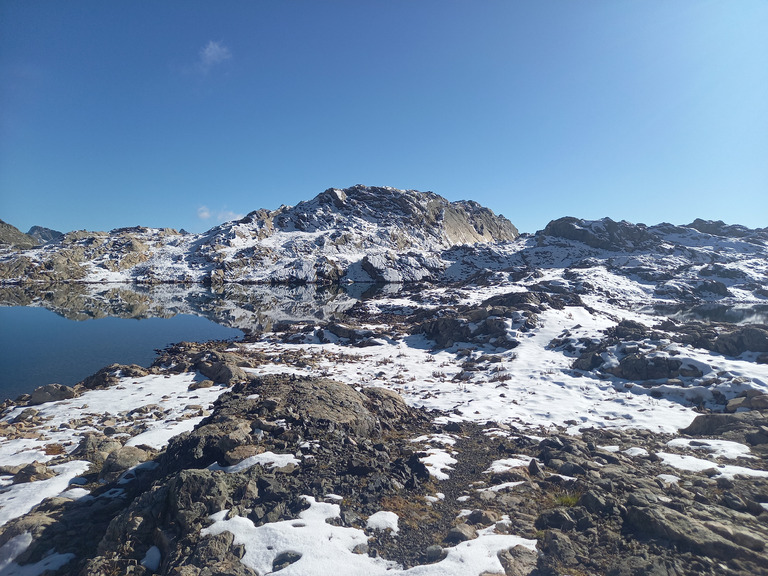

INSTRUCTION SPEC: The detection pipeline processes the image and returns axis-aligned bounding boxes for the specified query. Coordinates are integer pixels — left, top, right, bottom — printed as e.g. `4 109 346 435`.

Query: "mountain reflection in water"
0 282 385 400
647 303 768 325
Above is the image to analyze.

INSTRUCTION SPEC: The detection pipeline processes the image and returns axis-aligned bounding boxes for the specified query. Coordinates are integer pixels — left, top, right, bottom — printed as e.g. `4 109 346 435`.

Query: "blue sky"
1 1 766 235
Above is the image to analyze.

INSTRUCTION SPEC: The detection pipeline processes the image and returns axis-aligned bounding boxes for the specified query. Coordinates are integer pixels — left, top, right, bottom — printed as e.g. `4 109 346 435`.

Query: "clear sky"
1 1 766 235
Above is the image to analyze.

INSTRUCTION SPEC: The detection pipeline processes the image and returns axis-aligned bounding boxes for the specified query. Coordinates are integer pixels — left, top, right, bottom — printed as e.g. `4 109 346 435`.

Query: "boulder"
443 523 477 544
196 361 249 385
13 461 55 484
99 446 149 483
419 317 472 348
79 364 149 390
72 433 123 465
749 395 768 410
608 354 681 381
680 412 756 436
498 545 538 576
27 383 77 405
249 376 380 438
624 505 755 561
714 326 768 356
362 387 414 430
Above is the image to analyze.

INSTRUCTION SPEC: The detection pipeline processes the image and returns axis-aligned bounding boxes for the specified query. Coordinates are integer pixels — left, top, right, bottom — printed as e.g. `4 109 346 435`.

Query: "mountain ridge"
0 187 766 297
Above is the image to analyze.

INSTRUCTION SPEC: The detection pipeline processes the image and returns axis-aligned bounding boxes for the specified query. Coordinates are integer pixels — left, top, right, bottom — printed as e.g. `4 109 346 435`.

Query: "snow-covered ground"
0 373 228 529
240 301 761 435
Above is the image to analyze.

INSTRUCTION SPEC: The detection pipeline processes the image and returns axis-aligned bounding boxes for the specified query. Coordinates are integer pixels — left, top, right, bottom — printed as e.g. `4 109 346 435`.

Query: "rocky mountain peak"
244 185 518 247
27 225 64 245
540 216 655 251
687 218 768 241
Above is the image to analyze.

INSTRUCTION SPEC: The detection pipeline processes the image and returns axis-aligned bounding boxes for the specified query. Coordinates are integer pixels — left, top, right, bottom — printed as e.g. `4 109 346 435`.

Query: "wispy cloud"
198 205 243 223
218 209 244 222
197 40 231 74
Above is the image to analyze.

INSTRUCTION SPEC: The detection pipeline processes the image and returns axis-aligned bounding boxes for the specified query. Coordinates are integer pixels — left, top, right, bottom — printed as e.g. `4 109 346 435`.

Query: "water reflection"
0 282 381 333
644 303 768 325
0 282 401 399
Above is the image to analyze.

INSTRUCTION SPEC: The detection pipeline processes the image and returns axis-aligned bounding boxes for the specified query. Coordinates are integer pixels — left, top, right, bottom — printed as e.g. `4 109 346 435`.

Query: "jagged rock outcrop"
0 219 37 250
540 217 656 251
27 226 64 244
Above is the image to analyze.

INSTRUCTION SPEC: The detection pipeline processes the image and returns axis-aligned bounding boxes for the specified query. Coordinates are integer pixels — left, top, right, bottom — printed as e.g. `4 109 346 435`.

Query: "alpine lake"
0 282 381 401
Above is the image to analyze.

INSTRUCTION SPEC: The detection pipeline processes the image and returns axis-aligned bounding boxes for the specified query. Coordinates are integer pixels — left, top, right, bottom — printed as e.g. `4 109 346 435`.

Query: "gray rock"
541 217 655 251
27 383 77 405
541 529 577 562
11 407 38 423
703 521 765 551
608 353 682 381
498 544 538 576
99 446 148 483
535 509 575 531
79 364 149 390
362 387 414 430
467 509 501 526
579 490 610 514
72 433 123 465
624 505 755 561
424 544 444 562
419 317 472 348
27 225 64 244
749 394 768 410
13 461 55 484
680 412 755 436
726 396 749 413
244 375 382 438
196 360 248 385
188 379 214 391
0 219 38 249
272 550 302 571
444 523 477 544
715 327 768 356
528 458 544 477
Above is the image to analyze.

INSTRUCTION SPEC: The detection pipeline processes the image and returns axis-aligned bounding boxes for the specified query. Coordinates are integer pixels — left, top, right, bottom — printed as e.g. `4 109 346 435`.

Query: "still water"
0 306 242 401
0 282 363 401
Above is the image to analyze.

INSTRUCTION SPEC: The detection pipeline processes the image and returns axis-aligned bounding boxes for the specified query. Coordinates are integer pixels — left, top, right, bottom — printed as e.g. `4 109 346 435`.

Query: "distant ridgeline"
0 185 767 303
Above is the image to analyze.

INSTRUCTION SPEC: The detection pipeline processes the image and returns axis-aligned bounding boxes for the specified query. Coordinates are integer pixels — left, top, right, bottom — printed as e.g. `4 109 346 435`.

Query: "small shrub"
553 489 582 507
44 443 66 456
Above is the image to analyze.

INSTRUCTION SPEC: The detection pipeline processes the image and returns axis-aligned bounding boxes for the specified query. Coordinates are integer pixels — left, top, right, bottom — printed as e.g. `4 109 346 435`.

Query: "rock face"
541 216 768 252
27 225 64 244
541 217 656 251
0 219 37 250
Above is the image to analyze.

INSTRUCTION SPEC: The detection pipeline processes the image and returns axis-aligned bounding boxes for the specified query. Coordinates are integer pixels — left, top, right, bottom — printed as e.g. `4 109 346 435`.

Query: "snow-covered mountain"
0 185 518 284
1 187 767 304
